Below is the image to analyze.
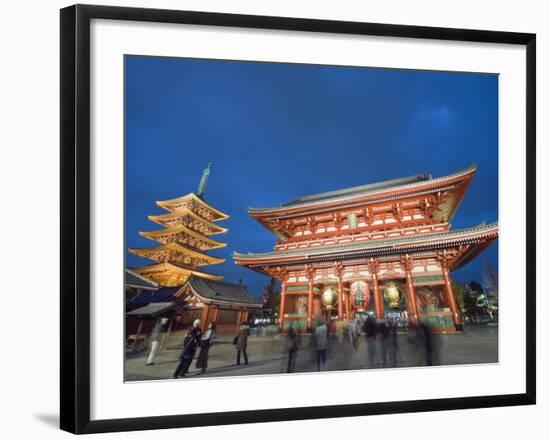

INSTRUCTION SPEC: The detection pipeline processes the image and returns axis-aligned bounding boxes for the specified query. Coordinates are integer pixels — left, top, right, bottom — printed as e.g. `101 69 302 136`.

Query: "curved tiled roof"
233 221 498 263
127 286 181 306
284 173 432 206
126 301 181 317
186 276 262 307
129 241 225 265
156 192 229 221
248 164 476 214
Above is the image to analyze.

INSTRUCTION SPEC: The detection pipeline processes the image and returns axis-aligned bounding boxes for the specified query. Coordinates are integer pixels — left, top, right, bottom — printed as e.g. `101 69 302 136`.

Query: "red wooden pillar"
373 275 384 319
346 287 352 319
306 265 314 331
370 259 384 319
403 256 419 325
334 262 344 320
405 271 419 325
279 277 288 331
441 262 463 330
210 306 219 326
199 305 210 332
337 278 344 320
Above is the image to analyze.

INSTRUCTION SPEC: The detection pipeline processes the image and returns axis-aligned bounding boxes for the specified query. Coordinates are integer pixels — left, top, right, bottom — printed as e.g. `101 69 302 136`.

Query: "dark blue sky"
125 55 498 296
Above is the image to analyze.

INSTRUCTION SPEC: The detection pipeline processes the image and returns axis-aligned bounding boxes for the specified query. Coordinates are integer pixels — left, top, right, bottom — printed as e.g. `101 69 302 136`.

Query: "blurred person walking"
235 320 250 365
286 326 300 373
364 315 378 368
410 322 439 366
336 320 345 344
347 319 358 350
330 319 337 341
314 319 328 371
377 319 388 367
145 317 169 366
385 317 399 367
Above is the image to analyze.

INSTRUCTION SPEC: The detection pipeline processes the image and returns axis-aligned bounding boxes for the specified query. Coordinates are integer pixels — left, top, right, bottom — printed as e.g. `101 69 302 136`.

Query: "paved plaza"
125 324 498 382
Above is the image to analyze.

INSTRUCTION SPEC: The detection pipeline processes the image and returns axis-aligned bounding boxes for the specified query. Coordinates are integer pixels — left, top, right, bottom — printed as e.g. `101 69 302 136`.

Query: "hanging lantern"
321 285 338 309
383 281 403 308
350 280 369 310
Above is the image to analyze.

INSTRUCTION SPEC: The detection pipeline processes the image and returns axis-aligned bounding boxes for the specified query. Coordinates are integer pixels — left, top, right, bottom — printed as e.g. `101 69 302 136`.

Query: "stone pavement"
125 324 498 382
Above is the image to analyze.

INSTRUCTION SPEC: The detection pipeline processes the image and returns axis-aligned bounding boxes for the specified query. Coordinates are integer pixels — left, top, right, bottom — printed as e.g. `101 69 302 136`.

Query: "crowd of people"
139 314 440 378
293 315 439 372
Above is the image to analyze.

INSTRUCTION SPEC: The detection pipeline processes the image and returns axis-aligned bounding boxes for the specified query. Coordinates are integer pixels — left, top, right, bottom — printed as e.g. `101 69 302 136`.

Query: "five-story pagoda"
129 163 229 287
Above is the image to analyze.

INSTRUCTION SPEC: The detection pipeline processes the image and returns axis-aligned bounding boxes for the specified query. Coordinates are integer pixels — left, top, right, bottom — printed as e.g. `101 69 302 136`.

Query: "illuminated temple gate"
233 165 498 333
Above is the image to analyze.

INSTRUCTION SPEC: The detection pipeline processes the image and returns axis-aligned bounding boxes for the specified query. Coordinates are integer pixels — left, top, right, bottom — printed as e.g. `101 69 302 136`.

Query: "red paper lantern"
350 281 369 310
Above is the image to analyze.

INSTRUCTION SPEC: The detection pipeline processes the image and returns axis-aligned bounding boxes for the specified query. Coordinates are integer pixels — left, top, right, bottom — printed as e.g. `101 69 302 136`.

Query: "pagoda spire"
197 162 212 199
129 163 229 287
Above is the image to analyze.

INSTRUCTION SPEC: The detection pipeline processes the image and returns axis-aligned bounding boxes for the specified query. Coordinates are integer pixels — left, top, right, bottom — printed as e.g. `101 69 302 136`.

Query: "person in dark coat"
286 326 300 373
377 319 388 367
173 319 202 378
418 322 439 366
195 322 216 374
235 321 250 365
314 319 328 371
384 317 399 367
363 315 378 368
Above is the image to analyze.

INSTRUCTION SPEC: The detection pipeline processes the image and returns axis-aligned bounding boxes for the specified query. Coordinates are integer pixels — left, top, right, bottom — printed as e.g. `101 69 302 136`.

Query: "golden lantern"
321 285 338 309
383 281 403 308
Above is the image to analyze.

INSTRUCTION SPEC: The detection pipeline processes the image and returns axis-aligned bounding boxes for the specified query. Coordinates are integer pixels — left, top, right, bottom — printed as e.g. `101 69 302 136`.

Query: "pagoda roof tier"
248 165 476 223
139 225 227 250
233 221 498 271
132 262 223 287
148 208 228 235
125 269 159 290
129 242 225 266
156 192 229 221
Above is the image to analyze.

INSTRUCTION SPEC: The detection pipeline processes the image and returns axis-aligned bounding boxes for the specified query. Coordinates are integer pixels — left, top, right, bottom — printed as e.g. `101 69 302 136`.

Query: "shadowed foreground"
125 324 497 382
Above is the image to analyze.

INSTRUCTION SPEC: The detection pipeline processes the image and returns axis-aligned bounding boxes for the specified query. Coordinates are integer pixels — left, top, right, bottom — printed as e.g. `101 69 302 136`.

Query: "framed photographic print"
60 4 536 434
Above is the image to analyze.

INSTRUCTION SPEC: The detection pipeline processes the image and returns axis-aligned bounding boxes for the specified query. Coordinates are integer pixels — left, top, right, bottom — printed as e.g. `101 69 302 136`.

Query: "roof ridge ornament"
197 161 212 199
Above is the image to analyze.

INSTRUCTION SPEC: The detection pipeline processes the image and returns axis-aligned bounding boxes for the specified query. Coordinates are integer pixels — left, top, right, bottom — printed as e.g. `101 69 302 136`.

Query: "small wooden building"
174 276 263 332
126 276 262 334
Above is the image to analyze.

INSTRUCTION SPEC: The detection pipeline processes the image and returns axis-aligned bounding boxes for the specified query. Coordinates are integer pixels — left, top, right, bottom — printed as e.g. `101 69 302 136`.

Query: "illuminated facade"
234 165 498 333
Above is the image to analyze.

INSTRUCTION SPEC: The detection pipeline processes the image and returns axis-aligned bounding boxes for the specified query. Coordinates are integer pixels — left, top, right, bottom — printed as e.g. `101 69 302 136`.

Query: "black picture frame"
60 4 536 434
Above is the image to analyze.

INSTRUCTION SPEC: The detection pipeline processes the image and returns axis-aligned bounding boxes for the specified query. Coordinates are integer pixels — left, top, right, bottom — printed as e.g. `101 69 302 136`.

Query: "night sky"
125 55 498 297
